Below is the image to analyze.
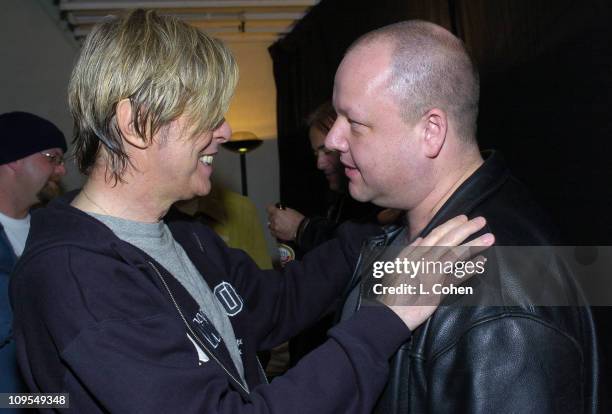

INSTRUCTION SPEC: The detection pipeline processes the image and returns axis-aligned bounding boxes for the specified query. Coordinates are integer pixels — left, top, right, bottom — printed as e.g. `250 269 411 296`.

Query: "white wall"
0 0 82 189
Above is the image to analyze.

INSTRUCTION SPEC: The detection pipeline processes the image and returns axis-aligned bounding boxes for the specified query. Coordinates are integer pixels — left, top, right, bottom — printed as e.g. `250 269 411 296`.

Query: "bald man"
327 21 598 413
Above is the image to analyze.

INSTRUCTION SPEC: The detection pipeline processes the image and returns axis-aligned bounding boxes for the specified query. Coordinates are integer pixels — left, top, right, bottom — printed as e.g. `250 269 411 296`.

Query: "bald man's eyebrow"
345 107 368 123
333 100 353 118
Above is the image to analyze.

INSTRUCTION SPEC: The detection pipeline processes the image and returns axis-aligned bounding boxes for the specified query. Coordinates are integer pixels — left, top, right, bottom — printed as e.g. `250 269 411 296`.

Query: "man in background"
0 111 66 394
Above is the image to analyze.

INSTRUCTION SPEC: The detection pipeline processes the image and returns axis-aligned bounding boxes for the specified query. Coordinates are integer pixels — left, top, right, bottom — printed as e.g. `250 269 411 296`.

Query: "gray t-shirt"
88 212 247 387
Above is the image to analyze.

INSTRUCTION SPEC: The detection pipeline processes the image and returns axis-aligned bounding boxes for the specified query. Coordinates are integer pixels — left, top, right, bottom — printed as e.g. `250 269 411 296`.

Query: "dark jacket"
1 224 27 395
289 194 383 365
10 197 410 413
296 193 381 255
343 151 599 413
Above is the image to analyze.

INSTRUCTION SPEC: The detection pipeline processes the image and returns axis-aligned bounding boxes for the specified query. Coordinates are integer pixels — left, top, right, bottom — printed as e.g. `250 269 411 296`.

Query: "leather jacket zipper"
355 238 387 312
148 261 250 395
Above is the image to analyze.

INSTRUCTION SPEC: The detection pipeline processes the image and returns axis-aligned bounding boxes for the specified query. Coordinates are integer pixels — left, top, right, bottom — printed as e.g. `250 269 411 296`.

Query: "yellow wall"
210 38 280 258
225 40 278 140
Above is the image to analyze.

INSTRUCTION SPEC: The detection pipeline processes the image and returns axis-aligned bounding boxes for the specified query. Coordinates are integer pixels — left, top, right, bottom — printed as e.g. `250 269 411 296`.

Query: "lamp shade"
222 131 263 153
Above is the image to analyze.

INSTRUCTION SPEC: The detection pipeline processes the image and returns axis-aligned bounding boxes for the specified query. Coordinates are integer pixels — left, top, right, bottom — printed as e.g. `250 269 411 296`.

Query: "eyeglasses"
40 152 64 166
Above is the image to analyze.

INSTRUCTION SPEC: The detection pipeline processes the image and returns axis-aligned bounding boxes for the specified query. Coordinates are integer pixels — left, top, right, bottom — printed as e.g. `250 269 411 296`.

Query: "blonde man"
10 10 491 412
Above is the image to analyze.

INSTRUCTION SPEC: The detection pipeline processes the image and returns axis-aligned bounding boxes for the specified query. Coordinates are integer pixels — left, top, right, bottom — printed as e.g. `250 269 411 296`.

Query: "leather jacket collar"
418 150 509 237
362 150 509 247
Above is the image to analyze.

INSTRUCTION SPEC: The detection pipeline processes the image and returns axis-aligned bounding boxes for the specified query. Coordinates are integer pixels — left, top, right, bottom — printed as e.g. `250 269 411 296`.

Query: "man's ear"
0 161 19 174
116 99 148 149
421 108 447 158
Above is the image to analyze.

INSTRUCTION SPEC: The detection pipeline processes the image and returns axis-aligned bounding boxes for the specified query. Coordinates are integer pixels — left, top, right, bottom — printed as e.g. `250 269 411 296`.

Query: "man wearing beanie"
0 111 67 395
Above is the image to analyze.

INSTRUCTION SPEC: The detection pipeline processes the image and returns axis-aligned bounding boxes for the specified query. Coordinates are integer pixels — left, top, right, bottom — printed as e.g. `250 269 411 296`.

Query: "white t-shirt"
0 211 31 257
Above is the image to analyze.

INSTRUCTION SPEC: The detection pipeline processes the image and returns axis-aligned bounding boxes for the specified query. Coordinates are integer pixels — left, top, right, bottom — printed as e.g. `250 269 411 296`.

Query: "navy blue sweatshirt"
10 196 411 413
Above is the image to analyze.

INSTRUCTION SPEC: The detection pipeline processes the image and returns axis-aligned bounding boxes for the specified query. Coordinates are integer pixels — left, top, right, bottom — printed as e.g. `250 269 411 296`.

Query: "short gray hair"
68 9 238 182
351 20 479 142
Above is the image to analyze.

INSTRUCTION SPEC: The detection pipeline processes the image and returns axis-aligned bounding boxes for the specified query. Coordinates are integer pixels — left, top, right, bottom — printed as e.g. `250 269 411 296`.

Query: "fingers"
266 208 301 241
422 216 487 248
389 305 436 331
436 216 487 247
266 205 278 236
409 237 423 247
267 206 283 227
420 215 469 246
427 241 492 279
461 232 495 250
457 254 487 281
377 218 495 331
396 237 423 261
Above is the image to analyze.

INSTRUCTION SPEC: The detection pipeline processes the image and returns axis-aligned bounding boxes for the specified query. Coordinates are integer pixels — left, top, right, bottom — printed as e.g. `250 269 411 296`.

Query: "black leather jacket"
342 151 599 413
296 193 381 255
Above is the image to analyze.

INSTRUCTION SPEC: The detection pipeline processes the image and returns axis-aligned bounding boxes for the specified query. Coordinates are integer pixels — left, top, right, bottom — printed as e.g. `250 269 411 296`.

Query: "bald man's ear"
0 160 20 173
422 108 447 158
116 99 148 149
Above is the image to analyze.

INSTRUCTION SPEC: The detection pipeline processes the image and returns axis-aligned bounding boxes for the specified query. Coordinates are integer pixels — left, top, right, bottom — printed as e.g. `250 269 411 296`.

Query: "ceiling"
57 0 319 42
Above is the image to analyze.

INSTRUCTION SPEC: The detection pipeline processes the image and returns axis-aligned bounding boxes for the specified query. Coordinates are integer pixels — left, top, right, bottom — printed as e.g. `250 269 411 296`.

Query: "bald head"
349 21 480 143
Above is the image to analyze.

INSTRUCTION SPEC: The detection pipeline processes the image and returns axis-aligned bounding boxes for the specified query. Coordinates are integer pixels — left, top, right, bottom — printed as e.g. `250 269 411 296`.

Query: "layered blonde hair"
68 9 238 182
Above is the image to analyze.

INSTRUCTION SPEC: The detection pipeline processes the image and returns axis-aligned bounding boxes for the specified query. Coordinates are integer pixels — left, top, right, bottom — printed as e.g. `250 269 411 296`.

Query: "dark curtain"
453 1 612 408
270 0 612 406
456 0 612 244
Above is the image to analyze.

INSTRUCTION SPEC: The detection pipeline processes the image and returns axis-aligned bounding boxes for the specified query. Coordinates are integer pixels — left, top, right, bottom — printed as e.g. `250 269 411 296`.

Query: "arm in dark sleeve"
1 269 26 393
64 308 410 414
204 221 382 350
296 197 383 254
14 251 410 413
428 315 588 414
295 216 341 253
